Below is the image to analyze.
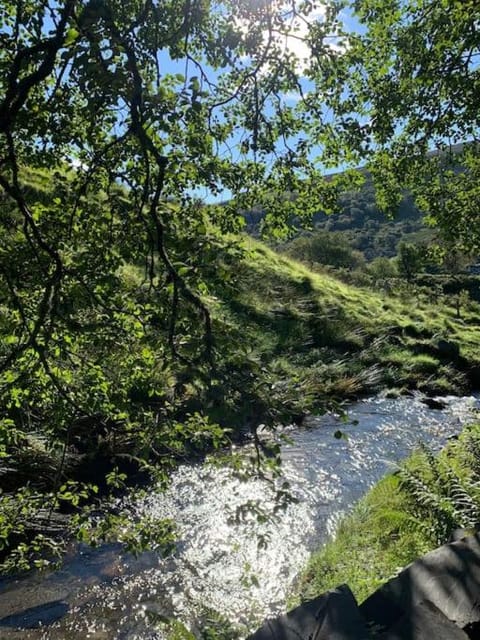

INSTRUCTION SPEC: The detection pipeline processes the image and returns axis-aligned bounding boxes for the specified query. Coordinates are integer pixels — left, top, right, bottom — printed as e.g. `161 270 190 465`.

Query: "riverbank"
1 395 477 639
293 419 480 607
3 235 480 573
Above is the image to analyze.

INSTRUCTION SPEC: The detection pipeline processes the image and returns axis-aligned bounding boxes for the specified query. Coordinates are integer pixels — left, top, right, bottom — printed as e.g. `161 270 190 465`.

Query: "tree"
0 0 353 564
284 230 365 270
308 0 480 252
0 5 330 396
367 256 398 281
0 0 348 384
397 241 426 283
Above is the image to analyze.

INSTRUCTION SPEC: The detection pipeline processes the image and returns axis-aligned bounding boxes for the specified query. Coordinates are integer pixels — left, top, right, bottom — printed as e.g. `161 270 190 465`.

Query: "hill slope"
1 169 480 570
224 240 480 406
243 179 433 261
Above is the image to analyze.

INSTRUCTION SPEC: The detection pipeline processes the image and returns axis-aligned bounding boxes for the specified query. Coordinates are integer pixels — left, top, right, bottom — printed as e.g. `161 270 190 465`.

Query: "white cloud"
279 4 327 67
234 2 334 75
280 90 303 103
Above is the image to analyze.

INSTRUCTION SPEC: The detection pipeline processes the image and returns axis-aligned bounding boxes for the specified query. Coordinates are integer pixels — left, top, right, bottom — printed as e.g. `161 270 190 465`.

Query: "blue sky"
9 0 363 202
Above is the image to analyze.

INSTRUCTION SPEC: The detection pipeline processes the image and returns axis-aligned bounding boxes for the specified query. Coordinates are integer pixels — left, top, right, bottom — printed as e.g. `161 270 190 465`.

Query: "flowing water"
0 394 479 639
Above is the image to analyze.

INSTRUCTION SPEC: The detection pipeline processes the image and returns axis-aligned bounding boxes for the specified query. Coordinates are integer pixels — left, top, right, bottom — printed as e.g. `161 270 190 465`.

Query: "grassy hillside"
1 170 480 571
226 239 480 403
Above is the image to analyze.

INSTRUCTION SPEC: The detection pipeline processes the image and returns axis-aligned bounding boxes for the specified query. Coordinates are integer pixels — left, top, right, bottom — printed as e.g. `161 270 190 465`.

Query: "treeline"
315 182 432 261
278 228 480 316
279 229 478 282
244 177 434 260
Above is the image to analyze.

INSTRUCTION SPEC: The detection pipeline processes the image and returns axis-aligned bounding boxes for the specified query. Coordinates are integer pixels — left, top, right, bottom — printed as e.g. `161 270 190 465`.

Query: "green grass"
240 239 480 341
223 239 480 404
293 423 480 606
293 474 432 604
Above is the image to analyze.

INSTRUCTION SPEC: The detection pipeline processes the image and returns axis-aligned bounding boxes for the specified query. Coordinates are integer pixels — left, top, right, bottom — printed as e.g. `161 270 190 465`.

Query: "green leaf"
64 28 79 46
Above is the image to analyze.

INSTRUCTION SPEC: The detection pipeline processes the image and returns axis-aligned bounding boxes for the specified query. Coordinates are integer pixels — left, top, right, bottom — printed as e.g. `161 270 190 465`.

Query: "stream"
0 394 479 639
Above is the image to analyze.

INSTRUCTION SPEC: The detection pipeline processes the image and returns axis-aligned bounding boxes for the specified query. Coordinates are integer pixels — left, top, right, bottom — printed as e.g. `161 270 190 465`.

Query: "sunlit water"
0 394 479 639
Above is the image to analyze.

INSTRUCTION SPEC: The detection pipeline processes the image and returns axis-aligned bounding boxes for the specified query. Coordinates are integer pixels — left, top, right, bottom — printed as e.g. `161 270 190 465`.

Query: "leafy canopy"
0 0 350 565
308 0 480 253
0 0 353 505
0 0 346 375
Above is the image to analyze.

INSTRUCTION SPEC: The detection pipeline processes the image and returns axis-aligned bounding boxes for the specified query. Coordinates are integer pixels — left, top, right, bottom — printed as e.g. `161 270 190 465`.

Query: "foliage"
397 241 427 282
281 229 365 271
366 256 398 281
0 0 345 405
0 0 346 567
399 436 480 545
315 0 480 253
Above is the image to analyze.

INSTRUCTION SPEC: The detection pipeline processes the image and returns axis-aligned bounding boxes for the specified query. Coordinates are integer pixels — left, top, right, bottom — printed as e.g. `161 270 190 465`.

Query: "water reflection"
0 395 478 639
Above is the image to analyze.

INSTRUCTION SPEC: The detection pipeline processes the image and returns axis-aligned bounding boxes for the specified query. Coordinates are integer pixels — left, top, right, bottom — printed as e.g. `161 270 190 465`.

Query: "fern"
398 441 480 545
459 429 480 482
417 442 443 486
438 456 480 526
399 464 456 544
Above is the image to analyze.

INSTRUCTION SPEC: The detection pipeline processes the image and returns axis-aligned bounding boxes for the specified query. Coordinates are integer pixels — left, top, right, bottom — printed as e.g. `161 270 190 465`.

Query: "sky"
157 1 360 202
7 0 361 202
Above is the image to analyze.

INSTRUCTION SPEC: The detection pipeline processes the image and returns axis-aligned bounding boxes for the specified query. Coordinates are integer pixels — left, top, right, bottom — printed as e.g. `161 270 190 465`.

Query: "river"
0 394 478 639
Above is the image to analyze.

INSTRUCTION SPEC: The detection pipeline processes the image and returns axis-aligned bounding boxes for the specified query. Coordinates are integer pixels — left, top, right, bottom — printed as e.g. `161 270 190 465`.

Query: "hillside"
243 179 433 261
245 144 471 263
227 239 480 403
316 185 434 260
2 169 480 571
315 143 467 260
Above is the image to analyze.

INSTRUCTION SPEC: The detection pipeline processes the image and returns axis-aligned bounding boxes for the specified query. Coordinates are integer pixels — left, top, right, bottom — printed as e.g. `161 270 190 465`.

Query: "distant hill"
244 143 473 261
323 142 468 260
243 178 434 261
315 182 434 261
